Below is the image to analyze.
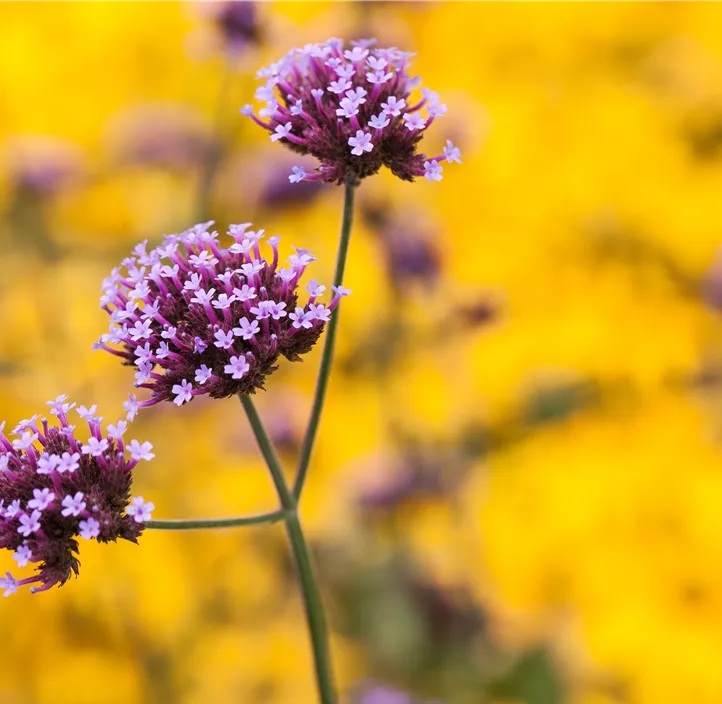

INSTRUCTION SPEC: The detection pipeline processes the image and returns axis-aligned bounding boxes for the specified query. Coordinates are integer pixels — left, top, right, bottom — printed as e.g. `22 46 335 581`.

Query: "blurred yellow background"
2 2 722 703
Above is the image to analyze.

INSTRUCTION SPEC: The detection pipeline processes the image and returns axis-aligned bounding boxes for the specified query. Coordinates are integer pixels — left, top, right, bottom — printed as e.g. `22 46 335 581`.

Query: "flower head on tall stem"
95 222 350 407
241 38 461 184
0 396 154 595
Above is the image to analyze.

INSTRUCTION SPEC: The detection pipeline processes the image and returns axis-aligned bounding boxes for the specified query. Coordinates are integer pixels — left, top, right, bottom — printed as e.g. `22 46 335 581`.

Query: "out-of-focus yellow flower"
467 392 722 702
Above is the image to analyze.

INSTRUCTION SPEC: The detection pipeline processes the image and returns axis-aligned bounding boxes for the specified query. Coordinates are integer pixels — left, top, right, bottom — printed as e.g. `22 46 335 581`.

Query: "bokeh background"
3 2 722 703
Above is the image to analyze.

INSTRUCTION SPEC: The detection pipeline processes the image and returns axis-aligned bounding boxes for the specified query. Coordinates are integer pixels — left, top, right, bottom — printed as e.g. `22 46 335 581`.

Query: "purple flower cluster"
241 38 462 185
96 222 350 408
0 396 154 595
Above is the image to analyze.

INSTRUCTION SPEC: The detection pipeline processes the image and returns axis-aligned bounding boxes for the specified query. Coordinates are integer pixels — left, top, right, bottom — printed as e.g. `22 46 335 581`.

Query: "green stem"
284 511 337 704
294 181 357 498
145 509 287 531
239 395 337 704
239 394 296 511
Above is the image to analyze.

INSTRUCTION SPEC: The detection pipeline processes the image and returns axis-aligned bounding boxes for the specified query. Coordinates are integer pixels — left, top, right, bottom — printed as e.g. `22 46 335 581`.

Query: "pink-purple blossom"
0 398 153 594
348 130 374 156
60 492 86 517
288 165 307 183
126 496 155 524
423 160 443 182
443 139 462 164
96 222 349 407
224 355 250 379
78 517 100 540
241 38 461 184
27 488 54 511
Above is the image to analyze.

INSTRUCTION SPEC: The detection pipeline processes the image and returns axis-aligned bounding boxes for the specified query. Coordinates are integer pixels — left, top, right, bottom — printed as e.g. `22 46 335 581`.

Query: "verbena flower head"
0 396 154 595
96 222 350 407
241 38 461 185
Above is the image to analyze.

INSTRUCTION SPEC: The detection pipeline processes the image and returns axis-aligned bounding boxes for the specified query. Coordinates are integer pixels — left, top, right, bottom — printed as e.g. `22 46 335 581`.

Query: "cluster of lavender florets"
241 38 462 185
0 396 154 595
95 221 350 408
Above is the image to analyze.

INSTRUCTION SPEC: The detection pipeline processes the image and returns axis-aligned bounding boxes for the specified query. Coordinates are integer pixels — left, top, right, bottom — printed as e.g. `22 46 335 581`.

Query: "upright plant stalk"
239 395 337 704
284 511 336 704
240 395 295 511
294 181 357 498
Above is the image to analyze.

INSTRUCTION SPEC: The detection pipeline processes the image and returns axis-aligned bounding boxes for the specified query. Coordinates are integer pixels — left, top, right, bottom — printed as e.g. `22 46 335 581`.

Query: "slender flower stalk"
295 180 357 498
239 395 337 704
284 511 337 704
146 509 287 530
239 395 295 510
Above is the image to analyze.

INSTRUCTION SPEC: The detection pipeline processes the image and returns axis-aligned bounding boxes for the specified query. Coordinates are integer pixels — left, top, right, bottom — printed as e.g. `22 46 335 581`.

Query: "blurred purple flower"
354 682 443 704
241 38 461 184
362 202 441 291
386 232 439 286
3 136 83 195
218 152 327 212
0 396 153 595
357 457 444 511
703 246 722 310
209 1 261 54
357 685 413 704
265 405 300 455
262 160 326 209
96 222 350 407
107 104 214 170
